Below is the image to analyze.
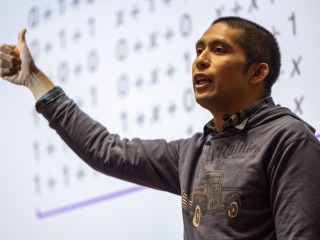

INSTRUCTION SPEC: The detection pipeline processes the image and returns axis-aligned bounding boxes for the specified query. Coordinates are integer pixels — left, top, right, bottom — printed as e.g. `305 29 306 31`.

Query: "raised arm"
0 29 54 100
0 29 181 195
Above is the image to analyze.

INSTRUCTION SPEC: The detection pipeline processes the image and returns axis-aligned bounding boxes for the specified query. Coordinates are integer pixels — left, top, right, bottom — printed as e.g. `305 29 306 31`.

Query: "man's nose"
195 52 210 69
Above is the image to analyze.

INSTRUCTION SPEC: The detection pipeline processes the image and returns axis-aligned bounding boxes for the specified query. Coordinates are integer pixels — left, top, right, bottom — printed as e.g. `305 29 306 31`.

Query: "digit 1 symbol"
62 166 69 186
32 107 39 128
288 12 296 36
34 175 41 195
33 141 40 160
88 17 95 36
120 112 128 131
183 51 191 73
147 0 155 13
58 29 67 48
58 0 66 15
90 86 97 106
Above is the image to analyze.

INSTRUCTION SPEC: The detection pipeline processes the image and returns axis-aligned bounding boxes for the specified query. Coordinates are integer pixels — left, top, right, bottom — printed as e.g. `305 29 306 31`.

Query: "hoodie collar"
203 96 275 137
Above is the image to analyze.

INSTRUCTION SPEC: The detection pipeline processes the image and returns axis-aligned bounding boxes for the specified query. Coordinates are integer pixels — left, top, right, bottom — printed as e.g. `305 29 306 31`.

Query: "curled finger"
0 44 19 57
0 67 19 78
0 52 21 69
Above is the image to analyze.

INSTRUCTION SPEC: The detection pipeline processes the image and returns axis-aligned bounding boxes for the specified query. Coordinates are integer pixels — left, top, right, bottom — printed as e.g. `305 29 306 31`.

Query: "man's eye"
196 49 203 56
214 47 226 54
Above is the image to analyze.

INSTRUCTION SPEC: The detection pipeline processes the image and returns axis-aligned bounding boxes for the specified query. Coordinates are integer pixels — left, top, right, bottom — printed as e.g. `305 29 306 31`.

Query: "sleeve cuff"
35 86 65 110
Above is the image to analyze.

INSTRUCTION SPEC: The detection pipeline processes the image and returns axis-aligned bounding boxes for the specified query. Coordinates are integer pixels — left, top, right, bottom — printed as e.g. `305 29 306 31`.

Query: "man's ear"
249 63 269 85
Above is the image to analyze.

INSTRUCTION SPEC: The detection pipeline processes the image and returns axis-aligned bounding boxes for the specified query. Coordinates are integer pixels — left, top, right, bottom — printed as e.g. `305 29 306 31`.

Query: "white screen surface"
0 1 319 239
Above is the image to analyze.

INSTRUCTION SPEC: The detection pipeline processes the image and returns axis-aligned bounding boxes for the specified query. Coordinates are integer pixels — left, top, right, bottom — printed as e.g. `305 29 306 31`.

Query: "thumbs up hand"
0 28 37 86
0 29 54 100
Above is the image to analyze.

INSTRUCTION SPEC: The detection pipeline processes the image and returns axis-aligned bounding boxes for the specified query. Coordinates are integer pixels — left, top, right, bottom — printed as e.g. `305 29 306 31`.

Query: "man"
1 16 319 239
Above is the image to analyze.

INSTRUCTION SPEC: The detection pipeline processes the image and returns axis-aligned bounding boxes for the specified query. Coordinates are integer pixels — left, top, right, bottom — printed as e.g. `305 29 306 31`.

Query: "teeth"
196 76 211 84
198 80 211 85
195 75 211 85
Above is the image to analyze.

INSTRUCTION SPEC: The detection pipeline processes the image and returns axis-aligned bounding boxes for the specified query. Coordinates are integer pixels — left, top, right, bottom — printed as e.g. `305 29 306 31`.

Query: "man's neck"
210 95 274 133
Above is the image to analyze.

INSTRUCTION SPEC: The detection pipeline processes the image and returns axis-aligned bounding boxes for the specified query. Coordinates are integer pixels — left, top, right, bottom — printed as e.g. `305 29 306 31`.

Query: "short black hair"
212 16 281 95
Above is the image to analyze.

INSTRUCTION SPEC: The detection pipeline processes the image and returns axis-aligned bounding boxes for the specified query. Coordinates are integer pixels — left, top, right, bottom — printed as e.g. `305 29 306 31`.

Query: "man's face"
192 22 251 114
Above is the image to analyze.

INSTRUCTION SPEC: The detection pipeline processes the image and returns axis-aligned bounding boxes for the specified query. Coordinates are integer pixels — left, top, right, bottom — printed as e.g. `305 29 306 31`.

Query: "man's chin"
195 96 215 111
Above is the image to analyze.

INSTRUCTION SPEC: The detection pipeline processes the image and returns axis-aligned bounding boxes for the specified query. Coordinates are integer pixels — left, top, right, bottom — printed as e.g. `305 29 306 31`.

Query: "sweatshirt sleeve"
36 91 181 195
268 137 320 239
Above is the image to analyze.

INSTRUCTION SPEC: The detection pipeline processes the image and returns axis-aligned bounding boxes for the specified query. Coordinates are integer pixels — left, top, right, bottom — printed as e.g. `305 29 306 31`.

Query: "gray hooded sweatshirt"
37 91 320 239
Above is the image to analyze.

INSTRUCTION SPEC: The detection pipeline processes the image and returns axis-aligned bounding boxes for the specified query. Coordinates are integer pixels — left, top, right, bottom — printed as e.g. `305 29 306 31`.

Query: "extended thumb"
18 28 27 44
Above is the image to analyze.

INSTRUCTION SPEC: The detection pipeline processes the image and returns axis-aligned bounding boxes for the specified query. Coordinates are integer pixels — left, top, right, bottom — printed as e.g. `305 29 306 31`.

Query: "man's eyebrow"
195 38 232 49
195 39 204 49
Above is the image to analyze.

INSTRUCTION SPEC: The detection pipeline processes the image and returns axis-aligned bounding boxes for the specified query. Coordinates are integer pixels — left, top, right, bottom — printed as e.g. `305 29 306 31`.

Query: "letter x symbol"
250 0 258 11
149 32 158 49
294 96 304 115
291 56 302 77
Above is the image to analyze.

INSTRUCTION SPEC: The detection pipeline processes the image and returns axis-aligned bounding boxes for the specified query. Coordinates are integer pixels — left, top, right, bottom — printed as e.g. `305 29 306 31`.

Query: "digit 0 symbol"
57 61 69 84
179 14 192 37
86 49 99 73
182 88 195 112
28 6 40 29
29 39 40 61
116 38 129 61
117 74 130 97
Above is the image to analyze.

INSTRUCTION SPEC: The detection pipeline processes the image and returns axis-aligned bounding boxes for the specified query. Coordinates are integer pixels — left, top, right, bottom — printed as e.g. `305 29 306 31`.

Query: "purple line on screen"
35 185 146 219
316 133 320 139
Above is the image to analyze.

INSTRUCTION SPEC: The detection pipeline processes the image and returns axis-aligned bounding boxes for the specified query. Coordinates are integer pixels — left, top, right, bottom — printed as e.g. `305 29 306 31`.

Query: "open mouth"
194 73 213 86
